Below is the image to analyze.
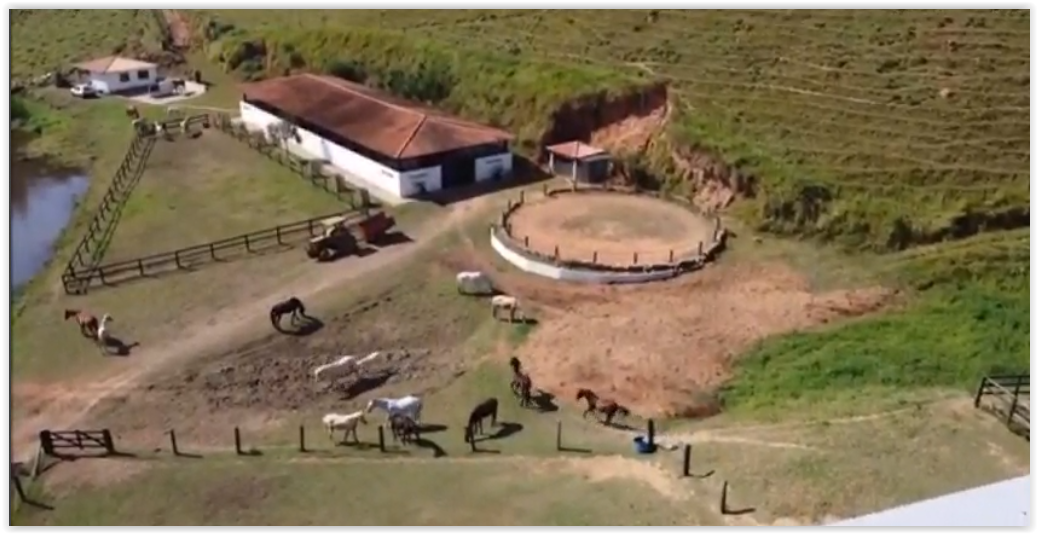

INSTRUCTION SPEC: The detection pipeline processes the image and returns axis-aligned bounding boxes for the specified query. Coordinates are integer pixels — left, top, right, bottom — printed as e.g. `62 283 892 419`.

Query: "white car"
70 84 98 99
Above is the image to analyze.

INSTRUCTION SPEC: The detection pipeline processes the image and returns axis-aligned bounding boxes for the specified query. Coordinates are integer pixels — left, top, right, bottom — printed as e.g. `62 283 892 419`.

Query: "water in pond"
11 136 90 291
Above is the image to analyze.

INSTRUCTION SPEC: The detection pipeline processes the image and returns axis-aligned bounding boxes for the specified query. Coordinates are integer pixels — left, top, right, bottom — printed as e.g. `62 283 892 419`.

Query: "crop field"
10 9 1029 527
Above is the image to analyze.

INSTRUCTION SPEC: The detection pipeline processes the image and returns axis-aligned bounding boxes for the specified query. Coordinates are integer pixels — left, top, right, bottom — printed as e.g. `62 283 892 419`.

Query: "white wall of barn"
89 67 158 94
475 152 514 182
239 101 514 198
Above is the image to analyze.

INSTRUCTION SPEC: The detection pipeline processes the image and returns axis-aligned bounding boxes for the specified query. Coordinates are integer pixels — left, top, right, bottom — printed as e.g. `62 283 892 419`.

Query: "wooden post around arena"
669 250 675 263
299 425 306 453
647 419 656 449
169 429 180 456
11 471 28 503
682 444 692 477
973 376 989 407
555 421 563 451
592 251 598 263
377 425 386 453
524 236 529 248
633 252 639 265
234 427 243 455
553 245 559 260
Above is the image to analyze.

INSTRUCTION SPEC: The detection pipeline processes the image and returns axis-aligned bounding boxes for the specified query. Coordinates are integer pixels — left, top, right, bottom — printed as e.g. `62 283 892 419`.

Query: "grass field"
9 9 1029 527
11 10 165 80
103 129 348 262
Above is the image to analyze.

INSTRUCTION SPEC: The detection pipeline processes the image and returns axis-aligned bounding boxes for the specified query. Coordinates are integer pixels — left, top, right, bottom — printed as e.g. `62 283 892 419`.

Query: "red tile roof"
241 74 513 160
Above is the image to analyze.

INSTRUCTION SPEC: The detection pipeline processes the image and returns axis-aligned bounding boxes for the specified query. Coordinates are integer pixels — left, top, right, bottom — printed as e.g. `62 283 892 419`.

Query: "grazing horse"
270 297 306 329
389 413 421 445
64 309 99 338
508 357 533 408
576 388 631 426
94 314 114 354
464 397 499 443
366 395 423 424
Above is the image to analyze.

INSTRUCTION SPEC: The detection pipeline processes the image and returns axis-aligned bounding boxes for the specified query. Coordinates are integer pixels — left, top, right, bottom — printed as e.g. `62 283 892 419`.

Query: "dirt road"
11 198 490 462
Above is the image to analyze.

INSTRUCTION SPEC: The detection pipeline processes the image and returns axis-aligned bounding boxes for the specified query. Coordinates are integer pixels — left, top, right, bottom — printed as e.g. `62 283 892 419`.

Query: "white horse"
456 271 493 296
365 395 423 424
95 314 114 354
490 295 521 322
312 351 383 381
322 410 367 444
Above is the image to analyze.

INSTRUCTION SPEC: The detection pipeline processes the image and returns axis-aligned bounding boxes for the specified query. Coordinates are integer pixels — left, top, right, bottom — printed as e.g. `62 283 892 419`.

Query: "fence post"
669 250 675 263
682 444 692 477
633 252 639 265
244 234 252 253
553 245 559 260
137 259 145 277
647 419 656 449
101 429 115 454
174 250 183 269
555 421 562 451
720 480 729 514
209 243 217 261
377 425 386 453
592 251 598 263
11 472 27 504
38 431 54 456
169 429 180 456
974 377 988 407
524 236 529 248
276 226 283 245
234 427 243 455
1007 381 1020 425
299 425 306 453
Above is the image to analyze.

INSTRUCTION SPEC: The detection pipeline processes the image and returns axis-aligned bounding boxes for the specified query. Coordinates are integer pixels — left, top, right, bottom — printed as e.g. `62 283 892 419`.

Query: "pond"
11 135 90 291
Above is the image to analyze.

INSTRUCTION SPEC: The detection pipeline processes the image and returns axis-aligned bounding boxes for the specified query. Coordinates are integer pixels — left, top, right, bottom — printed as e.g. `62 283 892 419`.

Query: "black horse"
270 297 306 330
509 357 533 408
464 397 499 443
389 413 421 445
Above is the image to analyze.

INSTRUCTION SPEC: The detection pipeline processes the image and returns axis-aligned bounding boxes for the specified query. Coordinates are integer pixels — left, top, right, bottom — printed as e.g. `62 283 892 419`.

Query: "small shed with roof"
73 56 159 95
545 141 612 183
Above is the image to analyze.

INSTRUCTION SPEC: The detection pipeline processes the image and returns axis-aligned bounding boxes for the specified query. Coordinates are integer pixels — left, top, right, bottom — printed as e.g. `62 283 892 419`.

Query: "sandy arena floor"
506 191 716 266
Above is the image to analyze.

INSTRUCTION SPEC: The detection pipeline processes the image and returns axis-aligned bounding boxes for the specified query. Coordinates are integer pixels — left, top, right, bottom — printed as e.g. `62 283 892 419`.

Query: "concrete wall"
90 67 158 94
490 227 678 284
239 101 446 199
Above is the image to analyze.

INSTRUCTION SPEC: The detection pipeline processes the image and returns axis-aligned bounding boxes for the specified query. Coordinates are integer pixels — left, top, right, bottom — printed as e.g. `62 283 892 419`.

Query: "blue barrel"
632 436 656 454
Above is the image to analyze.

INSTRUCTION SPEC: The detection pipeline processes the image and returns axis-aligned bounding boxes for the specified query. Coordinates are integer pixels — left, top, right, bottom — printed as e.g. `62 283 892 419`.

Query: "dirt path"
11 198 491 463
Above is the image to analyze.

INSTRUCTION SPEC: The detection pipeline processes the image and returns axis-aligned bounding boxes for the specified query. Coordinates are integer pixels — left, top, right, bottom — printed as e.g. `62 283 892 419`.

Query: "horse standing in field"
322 411 367 444
366 395 423 424
270 297 307 330
464 397 499 443
576 388 630 427
389 413 421 445
64 309 100 339
491 295 521 323
508 357 533 408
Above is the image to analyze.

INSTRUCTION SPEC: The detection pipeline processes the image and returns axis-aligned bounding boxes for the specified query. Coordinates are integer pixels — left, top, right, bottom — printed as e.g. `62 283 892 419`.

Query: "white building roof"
74 56 157 74
829 475 1030 527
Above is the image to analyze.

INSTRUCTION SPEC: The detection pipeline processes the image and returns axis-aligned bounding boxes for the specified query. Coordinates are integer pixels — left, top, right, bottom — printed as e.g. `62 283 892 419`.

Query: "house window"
118 72 130 83
136 69 150 80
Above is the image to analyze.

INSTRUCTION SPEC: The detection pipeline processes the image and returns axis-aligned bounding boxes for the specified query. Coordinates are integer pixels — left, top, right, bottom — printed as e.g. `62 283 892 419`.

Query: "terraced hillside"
194 9 1029 250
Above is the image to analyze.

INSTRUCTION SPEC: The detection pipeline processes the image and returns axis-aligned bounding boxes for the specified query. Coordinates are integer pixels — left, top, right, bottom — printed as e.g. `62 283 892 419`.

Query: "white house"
238 73 515 200
73 56 160 95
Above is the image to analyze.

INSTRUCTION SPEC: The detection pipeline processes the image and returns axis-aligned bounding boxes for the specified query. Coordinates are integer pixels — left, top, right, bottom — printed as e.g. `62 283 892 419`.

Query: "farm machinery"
306 211 396 262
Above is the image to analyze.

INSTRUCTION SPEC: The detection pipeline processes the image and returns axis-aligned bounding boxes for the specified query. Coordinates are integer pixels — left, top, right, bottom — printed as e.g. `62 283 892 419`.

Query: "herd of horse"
65 284 631 452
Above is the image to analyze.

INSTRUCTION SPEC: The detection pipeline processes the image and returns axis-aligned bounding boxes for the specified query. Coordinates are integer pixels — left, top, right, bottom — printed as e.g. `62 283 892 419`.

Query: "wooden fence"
61 210 367 291
211 113 372 209
974 374 1030 430
61 134 156 295
38 429 116 457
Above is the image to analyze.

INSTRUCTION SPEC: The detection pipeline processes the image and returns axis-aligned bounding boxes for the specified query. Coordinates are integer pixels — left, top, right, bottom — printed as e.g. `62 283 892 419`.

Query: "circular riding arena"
506 190 716 268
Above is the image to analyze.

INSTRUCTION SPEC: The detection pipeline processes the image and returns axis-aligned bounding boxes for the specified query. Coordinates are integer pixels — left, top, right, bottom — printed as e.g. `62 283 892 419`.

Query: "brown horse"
508 357 533 408
576 388 630 426
64 309 99 339
389 413 421 445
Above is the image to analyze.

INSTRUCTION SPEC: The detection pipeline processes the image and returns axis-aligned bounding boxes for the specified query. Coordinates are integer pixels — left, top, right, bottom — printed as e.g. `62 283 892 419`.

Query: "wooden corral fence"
38 429 116 457
211 113 372 209
61 210 369 292
61 134 156 295
974 374 1030 431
